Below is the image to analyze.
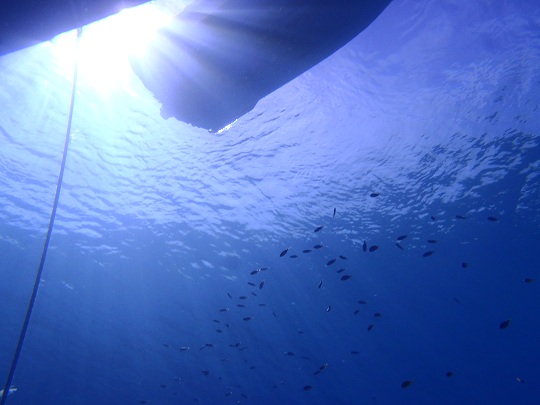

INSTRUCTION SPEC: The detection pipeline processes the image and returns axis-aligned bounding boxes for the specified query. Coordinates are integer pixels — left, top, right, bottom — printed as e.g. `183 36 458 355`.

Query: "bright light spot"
49 2 175 92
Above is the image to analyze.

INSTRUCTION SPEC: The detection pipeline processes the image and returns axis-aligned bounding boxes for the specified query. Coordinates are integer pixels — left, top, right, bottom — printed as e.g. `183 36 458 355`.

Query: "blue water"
1 0 539 404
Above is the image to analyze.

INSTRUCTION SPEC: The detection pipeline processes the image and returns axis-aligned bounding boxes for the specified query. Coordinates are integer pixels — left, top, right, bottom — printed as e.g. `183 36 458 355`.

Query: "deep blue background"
0 0 539 403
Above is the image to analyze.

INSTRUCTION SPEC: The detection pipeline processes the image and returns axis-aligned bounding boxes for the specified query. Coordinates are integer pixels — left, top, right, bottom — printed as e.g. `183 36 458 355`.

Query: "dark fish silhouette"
358 300 367 304
362 241 367 252
367 324 374 331
446 371 454 378
290 255 299 258
227 293 232 299
456 215 466 219
427 239 438 243
374 312 382 317
369 245 379 252
524 278 535 283
499 319 511 329
339 255 348 260
397 235 407 240
354 309 360 315
431 215 436 221
318 280 323 289
327 259 336 266
351 351 359 355
201 370 209 376
259 303 266 306
259 280 265 289
219 308 229 312
370 192 380 197
313 363 328 375
251 292 257 296
423 251 434 257
284 351 295 356
314 226 324 233
243 316 253 321
401 380 412 389
333 208 336 217
337 268 346 273
239 296 247 300
237 304 246 307
303 385 313 391
326 305 332 312
303 249 312 253
395 243 404 250
280 248 289 257
314 244 323 249
340 275 352 281
199 343 215 350
487 216 498 221
212 320 220 323
516 377 525 384
247 282 256 286
250 269 260 275
462 262 468 268
180 346 190 351
216 329 223 333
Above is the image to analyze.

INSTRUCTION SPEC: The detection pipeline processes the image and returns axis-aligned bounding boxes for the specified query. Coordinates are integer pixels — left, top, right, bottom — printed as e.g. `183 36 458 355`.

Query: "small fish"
290 255 299 258
280 248 289 257
453 297 462 304
327 259 336 266
358 300 367 304
333 208 336 218
159 384 167 388
446 371 454 378
303 249 312 253
423 251 434 257
260 267 268 271
219 308 229 312
431 215 436 221
516 377 525 384
251 292 257 296
362 241 367 252
314 226 324 233
237 304 246 307
243 316 253 321
397 235 407 241
250 269 260 275
298 329 304 334
487 216 498 221
273 312 277 317
227 292 232 299
401 380 412 389
314 363 328 375
284 351 295 356
337 268 346 273
351 351 359 355
395 243 404 250
199 343 214 350
259 303 266 306
247 282 256 286
339 255 348 260
239 296 247 299
354 309 360 315
216 329 223 333
456 215 467 219
314 244 323 249
462 262 468 268
259 280 265 289
201 370 209 376
427 239 438 243
340 275 352 281
163 343 169 347
326 305 332 312
303 385 313 391
212 319 220 323
367 324 374 331
318 280 323 289
374 313 382 317
180 346 190 351
369 245 379 252
499 319 511 329
524 278 535 283
370 192 380 197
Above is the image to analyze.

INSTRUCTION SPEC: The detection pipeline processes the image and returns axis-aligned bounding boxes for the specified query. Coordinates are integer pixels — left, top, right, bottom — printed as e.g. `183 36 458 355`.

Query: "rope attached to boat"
0 26 83 404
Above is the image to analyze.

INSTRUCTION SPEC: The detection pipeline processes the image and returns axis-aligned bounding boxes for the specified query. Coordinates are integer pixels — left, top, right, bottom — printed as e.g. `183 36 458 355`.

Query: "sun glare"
50 2 175 92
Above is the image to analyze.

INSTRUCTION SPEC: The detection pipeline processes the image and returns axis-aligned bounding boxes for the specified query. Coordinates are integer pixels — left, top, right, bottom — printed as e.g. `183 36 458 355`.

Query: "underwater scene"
0 0 539 404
